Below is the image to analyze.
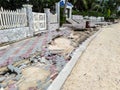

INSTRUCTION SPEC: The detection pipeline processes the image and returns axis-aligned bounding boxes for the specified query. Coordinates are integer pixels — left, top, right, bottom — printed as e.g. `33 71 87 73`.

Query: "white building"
59 0 73 19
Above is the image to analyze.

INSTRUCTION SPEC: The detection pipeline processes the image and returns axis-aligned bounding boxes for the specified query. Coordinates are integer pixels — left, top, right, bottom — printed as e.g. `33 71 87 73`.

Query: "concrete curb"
47 28 103 90
0 45 10 50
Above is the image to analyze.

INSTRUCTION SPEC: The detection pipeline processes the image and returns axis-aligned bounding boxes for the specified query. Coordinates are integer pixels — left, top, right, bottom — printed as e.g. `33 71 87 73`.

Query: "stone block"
0 77 5 83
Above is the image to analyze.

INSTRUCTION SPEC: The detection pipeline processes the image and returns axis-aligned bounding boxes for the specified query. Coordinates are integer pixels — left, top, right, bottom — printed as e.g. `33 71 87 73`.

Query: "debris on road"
0 25 99 90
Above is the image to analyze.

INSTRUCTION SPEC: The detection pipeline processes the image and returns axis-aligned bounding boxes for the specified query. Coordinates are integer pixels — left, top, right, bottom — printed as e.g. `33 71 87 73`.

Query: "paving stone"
0 77 5 83
7 65 21 74
13 74 22 81
41 57 46 64
19 64 27 69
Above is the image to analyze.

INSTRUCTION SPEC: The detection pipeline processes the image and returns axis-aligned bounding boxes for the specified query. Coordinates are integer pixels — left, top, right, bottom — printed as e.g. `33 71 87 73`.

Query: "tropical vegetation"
0 0 120 19
68 0 120 19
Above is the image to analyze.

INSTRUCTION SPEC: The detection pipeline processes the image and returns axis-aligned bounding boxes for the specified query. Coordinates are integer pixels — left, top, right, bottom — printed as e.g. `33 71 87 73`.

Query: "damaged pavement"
0 26 99 90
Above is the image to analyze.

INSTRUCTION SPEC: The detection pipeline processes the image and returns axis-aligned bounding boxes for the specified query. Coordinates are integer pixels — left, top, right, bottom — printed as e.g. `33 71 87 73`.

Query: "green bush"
72 10 104 17
72 10 81 15
117 11 120 17
104 16 118 22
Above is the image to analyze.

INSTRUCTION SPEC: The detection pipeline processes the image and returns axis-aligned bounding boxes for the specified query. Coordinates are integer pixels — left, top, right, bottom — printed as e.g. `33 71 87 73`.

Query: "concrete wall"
49 23 59 31
0 27 30 44
0 4 60 44
72 15 84 20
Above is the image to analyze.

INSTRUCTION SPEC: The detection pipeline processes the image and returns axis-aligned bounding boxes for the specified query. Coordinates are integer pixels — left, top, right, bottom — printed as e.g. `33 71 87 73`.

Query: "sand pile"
48 37 74 55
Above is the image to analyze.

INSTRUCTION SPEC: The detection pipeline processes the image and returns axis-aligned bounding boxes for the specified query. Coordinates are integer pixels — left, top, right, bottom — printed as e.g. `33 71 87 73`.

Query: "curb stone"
47 28 102 90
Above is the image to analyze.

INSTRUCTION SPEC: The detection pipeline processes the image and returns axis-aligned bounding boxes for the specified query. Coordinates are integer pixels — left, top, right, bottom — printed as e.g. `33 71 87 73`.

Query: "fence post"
55 2 60 27
23 4 33 36
69 8 72 19
44 8 50 30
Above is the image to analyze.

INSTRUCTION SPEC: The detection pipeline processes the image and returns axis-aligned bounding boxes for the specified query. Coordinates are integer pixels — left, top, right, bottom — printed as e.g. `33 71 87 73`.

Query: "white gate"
33 12 46 32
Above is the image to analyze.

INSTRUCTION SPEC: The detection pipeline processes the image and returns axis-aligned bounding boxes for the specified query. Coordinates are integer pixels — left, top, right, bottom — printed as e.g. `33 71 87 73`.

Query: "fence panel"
50 13 57 23
0 7 27 30
33 12 46 32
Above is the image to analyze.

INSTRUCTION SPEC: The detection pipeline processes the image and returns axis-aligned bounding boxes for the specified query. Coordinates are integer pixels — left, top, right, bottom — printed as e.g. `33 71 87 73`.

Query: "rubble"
0 26 99 90
7 65 21 75
18 64 27 70
0 77 5 83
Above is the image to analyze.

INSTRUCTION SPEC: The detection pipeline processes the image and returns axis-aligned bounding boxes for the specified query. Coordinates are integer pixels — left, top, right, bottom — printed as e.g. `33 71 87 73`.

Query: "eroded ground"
0 27 98 90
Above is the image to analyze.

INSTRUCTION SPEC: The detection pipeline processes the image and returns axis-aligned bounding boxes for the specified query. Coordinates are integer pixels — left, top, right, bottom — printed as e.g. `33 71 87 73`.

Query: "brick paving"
0 28 71 67
0 31 50 67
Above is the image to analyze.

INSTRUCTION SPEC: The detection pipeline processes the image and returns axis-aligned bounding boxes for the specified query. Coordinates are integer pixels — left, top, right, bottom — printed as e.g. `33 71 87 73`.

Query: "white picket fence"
33 12 46 32
0 7 27 30
50 13 57 23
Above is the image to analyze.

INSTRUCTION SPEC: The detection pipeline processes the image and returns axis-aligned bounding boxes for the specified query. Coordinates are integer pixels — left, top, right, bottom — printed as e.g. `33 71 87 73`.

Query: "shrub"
72 10 81 15
117 11 120 17
72 10 104 17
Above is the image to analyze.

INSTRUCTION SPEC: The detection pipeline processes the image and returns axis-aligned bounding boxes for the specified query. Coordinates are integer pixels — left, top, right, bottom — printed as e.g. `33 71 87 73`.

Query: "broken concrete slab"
7 64 21 75
13 74 22 81
47 28 102 90
0 77 5 83
41 57 47 64
18 64 27 69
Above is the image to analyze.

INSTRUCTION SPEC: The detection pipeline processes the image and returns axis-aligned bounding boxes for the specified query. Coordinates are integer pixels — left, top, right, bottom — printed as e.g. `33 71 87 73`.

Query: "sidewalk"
62 23 120 90
0 29 70 67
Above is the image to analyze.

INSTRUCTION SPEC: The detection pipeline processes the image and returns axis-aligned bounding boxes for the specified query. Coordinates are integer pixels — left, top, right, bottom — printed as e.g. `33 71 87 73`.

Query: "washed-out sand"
3 28 98 90
18 66 50 90
48 37 74 55
62 23 120 90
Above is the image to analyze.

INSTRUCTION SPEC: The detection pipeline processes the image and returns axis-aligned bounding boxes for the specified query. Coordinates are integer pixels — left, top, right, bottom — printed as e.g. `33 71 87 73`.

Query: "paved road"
62 23 120 90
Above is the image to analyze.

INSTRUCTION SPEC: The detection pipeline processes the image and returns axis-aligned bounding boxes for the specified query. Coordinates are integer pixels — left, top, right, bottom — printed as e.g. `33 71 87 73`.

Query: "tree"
0 0 59 12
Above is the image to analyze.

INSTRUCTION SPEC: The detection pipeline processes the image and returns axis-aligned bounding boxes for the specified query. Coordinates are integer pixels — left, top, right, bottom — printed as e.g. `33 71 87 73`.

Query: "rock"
49 60 53 64
13 74 22 81
7 64 21 74
29 57 34 63
19 64 27 69
0 82 8 88
0 77 5 83
7 65 14 72
38 58 41 62
14 67 21 74
44 51 51 57
41 57 46 64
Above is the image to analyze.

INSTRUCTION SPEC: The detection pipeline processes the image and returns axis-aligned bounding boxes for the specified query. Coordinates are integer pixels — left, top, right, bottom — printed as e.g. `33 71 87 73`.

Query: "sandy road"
62 23 120 90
